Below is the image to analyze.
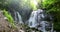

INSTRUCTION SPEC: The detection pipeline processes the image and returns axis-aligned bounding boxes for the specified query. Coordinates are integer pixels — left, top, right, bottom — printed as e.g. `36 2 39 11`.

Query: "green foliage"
42 0 55 9
0 0 38 10
0 0 8 9
3 9 15 28
0 0 60 31
40 0 60 31
29 0 38 10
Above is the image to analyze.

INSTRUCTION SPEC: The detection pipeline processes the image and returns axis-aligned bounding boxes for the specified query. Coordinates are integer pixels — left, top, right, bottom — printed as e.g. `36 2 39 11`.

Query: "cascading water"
39 21 46 32
28 9 53 32
28 10 38 27
16 12 23 24
14 9 53 32
14 11 23 24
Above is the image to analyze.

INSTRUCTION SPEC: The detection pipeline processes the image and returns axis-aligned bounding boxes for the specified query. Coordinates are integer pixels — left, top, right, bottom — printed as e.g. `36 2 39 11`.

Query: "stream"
14 9 53 32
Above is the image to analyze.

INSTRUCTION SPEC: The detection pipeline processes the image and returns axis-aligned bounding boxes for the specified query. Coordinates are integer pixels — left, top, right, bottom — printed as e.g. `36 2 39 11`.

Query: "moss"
3 9 16 28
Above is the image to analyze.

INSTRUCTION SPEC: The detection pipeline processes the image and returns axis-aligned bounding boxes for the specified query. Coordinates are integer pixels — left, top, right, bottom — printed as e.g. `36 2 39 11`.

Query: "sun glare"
33 0 38 5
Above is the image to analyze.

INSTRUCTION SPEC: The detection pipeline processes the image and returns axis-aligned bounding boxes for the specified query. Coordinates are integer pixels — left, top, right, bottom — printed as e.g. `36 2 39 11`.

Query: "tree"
39 0 60 31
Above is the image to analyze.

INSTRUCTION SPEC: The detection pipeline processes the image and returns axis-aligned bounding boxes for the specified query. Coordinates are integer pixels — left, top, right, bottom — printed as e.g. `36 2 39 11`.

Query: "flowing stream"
16 12 23 24
14 9 53 32
14 11 23 24
28 9 53 32
28 10 38 27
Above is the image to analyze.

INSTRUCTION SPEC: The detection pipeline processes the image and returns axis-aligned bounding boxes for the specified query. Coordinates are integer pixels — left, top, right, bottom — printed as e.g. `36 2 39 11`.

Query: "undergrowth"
3 9 16 28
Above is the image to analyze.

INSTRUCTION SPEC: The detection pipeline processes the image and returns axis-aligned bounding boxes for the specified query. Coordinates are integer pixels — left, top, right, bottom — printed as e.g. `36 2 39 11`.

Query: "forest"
0 0 60 32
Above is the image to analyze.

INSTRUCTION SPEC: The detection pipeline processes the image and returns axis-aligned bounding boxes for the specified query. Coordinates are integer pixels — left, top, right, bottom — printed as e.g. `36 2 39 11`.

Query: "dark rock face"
6 1 32 23
18 9 32 23
36 9 53 32
28 9 53 32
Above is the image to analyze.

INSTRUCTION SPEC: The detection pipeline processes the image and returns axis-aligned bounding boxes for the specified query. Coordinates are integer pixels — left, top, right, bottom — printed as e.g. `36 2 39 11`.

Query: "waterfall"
14 9 53 32
14 11 23 24
28 10 38 28
39 21 46 32
28 9 53 32
16 12 23 24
